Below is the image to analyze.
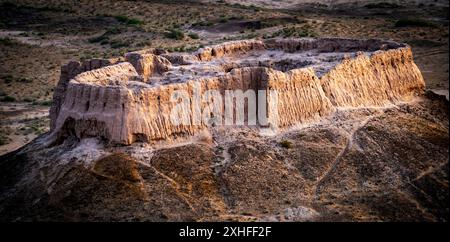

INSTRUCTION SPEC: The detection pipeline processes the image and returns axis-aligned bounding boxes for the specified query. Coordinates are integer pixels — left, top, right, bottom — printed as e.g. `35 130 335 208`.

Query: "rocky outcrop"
49 38 425 145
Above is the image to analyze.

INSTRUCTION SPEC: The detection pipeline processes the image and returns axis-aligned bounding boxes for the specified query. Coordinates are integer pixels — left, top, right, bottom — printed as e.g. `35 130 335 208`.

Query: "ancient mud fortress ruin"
48 38 425 145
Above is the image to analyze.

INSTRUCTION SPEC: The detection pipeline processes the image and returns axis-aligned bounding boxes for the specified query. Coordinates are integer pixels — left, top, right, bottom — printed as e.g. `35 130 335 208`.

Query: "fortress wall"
49 39 427 145
320 47 425 107
52 63 138 143
196 40 266 61
49 58 120 130
96 67 269 144
265 68 334 128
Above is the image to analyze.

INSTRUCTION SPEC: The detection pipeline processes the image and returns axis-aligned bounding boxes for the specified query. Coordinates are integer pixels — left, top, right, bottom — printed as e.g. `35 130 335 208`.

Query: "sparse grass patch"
271 25 317 38
185 45 202 52
259 17 306 29
167 44 195 52
16 117 49 136
135 40 150 48
109 39 132 49
242 32 259 39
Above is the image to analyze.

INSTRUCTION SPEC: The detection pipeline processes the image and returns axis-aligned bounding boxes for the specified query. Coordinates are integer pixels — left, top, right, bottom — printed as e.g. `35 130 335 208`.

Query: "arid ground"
0 0 448 222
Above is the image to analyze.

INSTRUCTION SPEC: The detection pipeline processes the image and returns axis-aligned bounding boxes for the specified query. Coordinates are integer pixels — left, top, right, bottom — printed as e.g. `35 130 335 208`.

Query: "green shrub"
395 19 437 28
0 135 9 146
364 2 400 9
40 100 52 106
88 35 107 43
229 16 243 21
406 39 443 47
114 15 143 25
165 29 185 40
366 126 376 132
188 32 200 39
17 78 32 83
32 100 52 106
193 21 213 27
109 40 130 49
280 140 293 149
219 17 229 23
0 38 15 46
2 75 13 83
1 95 16 102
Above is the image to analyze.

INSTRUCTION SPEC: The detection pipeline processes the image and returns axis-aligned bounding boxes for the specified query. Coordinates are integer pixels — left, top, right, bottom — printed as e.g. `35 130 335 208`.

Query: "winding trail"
135 159 196 212
313 112 384 199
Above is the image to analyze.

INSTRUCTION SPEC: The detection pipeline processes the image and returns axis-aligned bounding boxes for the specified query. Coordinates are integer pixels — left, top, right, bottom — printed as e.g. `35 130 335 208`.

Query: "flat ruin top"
73 38 407 89
153 49 363 84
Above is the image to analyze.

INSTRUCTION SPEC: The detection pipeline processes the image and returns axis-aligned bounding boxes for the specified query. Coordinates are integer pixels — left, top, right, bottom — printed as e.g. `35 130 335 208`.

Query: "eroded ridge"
49 38 425 145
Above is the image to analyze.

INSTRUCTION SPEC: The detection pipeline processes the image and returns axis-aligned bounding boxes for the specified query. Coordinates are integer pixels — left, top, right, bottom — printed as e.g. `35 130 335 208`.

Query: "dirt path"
313 111 385 199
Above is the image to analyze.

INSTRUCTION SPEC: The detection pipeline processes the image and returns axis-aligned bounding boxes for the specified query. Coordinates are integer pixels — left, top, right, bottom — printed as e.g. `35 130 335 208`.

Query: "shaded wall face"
50 58 120 130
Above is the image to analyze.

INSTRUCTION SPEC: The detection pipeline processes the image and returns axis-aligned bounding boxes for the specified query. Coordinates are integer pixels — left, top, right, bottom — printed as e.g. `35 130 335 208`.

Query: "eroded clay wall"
49 38 426 145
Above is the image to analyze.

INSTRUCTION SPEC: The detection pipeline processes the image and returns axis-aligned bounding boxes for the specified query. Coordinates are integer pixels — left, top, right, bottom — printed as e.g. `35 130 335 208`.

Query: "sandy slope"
0 93 447 221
